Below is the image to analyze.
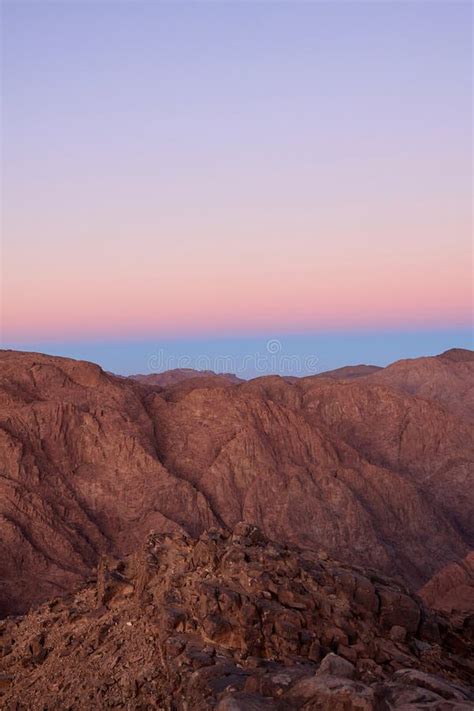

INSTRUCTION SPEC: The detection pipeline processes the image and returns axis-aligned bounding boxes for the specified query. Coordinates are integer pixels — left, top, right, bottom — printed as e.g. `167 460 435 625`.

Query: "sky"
1 1 472 376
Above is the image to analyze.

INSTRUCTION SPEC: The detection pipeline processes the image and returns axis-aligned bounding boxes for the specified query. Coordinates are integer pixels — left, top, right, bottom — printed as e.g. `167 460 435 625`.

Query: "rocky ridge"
1 525 473 709
362 348 474 422
129 369 242 388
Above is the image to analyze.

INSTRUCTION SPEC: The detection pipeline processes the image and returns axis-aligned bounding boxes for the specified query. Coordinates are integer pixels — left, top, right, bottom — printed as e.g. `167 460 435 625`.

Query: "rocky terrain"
0 347 473 619
419 554 474 616
361 348 474 422
129 369 242 387
1 525 473 709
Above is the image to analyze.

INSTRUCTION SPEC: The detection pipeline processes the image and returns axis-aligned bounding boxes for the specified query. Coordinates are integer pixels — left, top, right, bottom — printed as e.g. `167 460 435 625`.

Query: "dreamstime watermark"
147 339 319 378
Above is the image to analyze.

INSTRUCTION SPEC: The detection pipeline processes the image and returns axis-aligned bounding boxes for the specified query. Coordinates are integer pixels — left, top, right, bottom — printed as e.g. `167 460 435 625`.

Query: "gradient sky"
1 1 472 374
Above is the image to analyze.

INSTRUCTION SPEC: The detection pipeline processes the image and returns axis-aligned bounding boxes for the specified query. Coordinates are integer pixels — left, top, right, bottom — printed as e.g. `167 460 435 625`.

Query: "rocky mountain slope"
1 525 473 709
362 348 474 422
0 348 472 619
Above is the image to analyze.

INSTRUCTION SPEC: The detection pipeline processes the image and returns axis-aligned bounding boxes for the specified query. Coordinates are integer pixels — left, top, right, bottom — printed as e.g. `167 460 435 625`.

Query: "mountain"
0 348 472 618
129 368 242 387
361 349 474 421
1 526 473 710
316 364 383 380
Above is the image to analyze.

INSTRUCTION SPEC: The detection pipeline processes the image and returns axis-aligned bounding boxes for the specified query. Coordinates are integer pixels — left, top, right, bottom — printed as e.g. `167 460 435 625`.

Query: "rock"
203 614 233 643
419 552 474 616
244 667 309 698
389 625 406 643
337 644 358 664
353 577 379 614
232 523 267 547
0 675 14 690
392 669 473 702
316 652 355 679
374 638 415 667
286 675 375 709
377 588 421 633
29 633 45 656
308 640 322 662
0 527 472 709
277 589 310 610
381 682 451 707
418 617 441 644
160 606 187 632
412 638 431 653
216 693 276 710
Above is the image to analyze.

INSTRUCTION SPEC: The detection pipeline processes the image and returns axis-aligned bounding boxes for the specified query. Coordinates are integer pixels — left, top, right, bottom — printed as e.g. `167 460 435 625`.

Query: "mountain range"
0 346 473 708
0 347 472 618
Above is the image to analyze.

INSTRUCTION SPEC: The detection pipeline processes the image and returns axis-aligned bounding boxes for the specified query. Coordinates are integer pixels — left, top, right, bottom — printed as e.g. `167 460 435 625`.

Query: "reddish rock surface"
0 348 473 618
129 368 242 387
420 553 474 616
363 348 474 422
1 526 473 709
315 364 382 380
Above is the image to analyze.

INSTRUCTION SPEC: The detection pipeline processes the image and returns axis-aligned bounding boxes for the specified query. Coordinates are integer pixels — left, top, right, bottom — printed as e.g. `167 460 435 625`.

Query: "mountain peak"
438 347 474 362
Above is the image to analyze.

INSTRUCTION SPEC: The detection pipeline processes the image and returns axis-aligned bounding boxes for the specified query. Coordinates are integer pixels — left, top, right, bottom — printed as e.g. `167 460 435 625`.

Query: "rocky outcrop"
1 526 473 710
0 348 473 616
420 552 474 617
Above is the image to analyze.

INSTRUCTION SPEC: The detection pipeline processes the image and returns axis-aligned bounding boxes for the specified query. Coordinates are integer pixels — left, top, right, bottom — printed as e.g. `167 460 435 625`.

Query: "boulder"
316 652 355 679
392 669 473 702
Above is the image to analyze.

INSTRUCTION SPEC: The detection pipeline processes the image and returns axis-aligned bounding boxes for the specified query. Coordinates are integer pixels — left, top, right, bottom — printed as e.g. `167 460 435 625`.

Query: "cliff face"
0 351 218 616
1 526 473 710
0 348 473 616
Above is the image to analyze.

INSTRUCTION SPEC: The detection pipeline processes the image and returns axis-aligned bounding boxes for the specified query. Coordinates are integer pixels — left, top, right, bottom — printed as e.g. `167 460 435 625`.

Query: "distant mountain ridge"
315 364 383 380
360 348 474 421
129 368 242 387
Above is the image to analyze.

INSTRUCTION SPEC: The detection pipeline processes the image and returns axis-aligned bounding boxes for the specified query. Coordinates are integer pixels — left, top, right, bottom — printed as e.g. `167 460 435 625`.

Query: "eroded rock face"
0 348 473 616
419 553 474 617
1 527 472 710
362 348 474 422
0 350 222 616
